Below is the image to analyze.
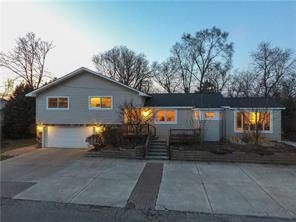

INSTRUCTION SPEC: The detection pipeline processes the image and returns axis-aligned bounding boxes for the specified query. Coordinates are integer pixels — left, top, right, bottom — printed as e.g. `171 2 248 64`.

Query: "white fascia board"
148 106 193 109
192 108 223 111
229 107 285 110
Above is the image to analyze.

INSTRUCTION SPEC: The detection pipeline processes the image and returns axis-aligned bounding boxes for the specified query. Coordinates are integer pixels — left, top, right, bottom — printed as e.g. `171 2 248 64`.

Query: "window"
47 97 69 109
89 96 112 109
193 111 200 119
235 111 271 132
155 110 177 124
204 112 215 119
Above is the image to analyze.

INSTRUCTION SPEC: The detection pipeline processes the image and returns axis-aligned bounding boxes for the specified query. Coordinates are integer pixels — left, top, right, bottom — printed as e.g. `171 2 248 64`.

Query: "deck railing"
169 128 200 145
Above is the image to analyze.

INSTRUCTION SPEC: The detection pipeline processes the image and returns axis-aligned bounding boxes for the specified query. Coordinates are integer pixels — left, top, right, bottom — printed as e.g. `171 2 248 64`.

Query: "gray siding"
225 109 282 141
36 71 145 124
201 120 222 141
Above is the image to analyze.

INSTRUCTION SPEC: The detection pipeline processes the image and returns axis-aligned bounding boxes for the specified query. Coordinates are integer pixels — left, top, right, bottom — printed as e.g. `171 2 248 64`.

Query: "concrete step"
146 155 169 160
150 143 166 146
149 144 167 147
148 151 168 156
149 148 168 152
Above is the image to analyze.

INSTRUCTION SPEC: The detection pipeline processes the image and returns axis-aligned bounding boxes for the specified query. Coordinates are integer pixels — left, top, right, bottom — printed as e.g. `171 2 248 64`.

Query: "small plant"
85 134 105 151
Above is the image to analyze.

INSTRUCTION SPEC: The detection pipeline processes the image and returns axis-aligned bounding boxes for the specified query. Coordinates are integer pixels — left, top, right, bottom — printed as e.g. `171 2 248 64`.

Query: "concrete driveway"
1 149 296 219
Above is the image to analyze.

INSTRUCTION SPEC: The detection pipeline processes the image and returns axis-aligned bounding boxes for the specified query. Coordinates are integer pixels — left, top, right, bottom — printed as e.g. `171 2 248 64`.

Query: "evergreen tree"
3 84 35 139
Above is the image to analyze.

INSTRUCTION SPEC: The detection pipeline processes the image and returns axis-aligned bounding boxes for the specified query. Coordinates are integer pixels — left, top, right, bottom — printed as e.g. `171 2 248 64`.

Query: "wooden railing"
121 124 156 137
144 135 150 157
100 123 156 137
169 128 200 145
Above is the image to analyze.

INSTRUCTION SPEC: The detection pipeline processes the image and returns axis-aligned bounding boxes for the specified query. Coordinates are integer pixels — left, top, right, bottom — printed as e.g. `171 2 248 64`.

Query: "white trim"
229 107 285 110
150 106 193 109
233 110 273 133
26 67 150 97
192 108 223 111
46 96 70 110
192 110 221 121
154 109 178 124
88 96 113 110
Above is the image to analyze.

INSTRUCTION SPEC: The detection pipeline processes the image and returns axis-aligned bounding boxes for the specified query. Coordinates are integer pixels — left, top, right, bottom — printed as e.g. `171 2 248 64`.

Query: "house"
26 67 285 148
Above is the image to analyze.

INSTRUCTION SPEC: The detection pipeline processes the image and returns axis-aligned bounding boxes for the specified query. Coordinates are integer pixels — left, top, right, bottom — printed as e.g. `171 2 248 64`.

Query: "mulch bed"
170 142 296 164
172 141 296 155
85 145 145 159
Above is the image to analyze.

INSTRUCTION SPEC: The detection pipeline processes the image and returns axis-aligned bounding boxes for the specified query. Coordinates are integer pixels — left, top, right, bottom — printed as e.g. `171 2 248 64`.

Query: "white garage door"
46 126 93 148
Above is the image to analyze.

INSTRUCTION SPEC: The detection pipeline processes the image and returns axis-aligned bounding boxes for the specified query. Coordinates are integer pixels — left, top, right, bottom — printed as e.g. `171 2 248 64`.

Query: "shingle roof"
225 97 284 108
144 93 226 108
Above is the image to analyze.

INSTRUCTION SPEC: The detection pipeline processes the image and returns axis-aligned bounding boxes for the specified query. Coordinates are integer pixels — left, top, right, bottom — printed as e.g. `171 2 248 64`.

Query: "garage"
45 126 93 148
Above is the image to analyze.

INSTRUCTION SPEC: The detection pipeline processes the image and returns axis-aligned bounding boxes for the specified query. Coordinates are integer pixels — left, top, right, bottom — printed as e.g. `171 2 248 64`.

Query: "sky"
1 1 296 85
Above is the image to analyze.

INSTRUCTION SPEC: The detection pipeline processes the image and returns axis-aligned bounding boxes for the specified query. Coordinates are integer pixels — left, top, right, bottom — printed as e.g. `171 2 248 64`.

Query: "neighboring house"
26 67 285 148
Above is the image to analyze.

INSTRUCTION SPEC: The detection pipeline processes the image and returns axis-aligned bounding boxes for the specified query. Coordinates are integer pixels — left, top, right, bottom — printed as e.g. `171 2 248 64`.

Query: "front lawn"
1 138 36 153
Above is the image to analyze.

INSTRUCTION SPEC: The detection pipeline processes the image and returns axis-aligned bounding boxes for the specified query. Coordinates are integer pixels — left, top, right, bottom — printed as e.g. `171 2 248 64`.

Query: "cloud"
0 2 100 84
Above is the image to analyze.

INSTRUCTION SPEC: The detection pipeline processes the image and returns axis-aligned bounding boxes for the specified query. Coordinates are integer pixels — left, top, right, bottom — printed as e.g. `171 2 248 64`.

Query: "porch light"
95 125 104 134
36 124 44 133
141 110 150 117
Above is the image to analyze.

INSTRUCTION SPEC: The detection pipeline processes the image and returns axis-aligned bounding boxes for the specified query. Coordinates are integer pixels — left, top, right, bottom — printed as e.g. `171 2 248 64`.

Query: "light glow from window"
236 111 271 132
89 96 112 109
155 110 176 123
204 112 215 119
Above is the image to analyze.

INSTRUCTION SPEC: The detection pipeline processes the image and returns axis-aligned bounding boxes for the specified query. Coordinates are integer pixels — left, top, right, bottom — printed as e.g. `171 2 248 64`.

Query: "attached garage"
45 126 93 148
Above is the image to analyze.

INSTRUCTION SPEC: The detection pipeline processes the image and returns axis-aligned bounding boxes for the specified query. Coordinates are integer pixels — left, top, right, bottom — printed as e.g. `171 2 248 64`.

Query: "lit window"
90 97 101 108
89 96 112 109
204 112 215 119
47 97 69 109
156 110 165 122
236 111 271 132
155 110 176 123
193 111 200 119
166 110 176 122
101 97 111 108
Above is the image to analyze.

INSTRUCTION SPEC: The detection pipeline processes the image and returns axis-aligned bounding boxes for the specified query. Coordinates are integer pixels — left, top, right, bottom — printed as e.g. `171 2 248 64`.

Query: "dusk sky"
1 1 296 83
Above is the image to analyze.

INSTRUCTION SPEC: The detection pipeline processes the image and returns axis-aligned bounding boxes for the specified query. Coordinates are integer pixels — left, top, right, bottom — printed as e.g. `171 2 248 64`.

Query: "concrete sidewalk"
2 198 295 222
1 149 296 219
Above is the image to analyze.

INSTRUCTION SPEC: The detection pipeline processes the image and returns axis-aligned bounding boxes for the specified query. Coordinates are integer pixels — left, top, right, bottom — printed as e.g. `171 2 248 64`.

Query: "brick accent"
126 163 163 210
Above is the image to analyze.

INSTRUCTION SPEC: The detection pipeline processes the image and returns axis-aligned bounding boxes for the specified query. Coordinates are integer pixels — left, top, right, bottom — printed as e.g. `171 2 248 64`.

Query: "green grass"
0 138 36 154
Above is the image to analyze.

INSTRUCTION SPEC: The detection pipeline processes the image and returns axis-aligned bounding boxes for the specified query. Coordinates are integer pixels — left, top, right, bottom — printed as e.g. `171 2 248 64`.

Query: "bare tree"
92 46 153 93
179 27 234 92
206 64 231 93
170 42 195 93
227 70 257 97
251 42 296 97
0 79 14 99
152 58 180 93
0 32 54 89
